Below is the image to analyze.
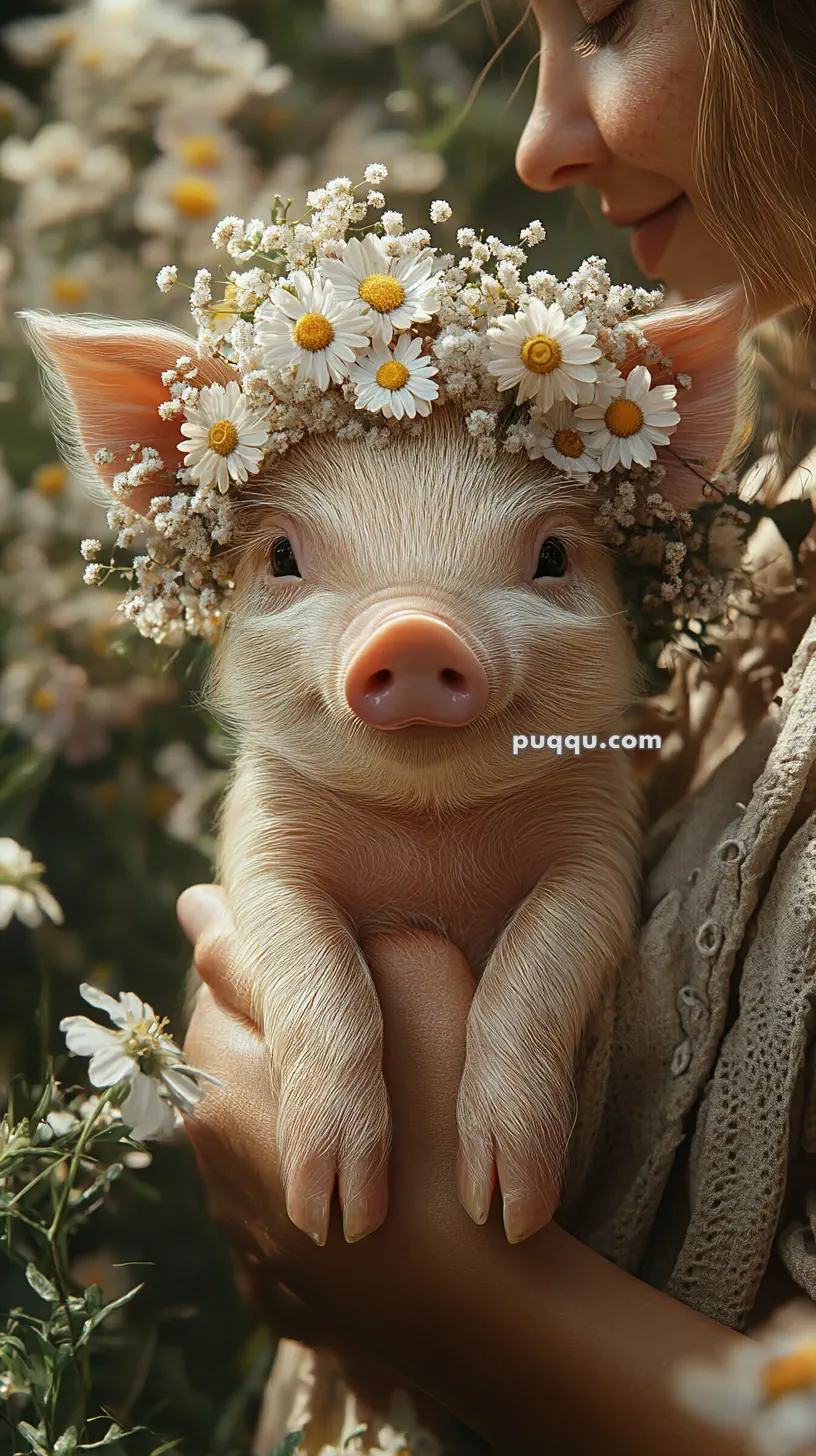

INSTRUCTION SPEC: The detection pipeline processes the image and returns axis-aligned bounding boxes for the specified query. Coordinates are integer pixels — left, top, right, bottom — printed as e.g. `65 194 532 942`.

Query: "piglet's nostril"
344 611 489 729
368 669 393 691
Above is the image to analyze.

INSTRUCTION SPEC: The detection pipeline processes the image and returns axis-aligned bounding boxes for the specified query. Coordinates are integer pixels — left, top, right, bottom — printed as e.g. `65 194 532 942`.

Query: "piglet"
24 289 743 1247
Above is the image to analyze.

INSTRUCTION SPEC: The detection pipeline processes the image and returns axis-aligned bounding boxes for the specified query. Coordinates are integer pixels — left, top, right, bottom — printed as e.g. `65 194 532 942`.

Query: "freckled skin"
517 0 782 313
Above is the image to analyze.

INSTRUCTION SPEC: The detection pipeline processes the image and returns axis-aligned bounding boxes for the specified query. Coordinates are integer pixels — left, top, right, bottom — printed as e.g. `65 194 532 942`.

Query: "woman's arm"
178 885 749 1456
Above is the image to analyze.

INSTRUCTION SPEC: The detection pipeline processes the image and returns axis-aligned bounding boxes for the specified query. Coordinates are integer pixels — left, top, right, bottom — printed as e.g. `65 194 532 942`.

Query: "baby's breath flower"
156 265 178 293
430 199 452 224
80 537 101 560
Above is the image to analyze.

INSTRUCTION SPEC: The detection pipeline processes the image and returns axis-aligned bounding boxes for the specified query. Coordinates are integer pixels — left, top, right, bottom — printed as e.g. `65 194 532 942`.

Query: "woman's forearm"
181 902 750 1456
277 1174 749 1454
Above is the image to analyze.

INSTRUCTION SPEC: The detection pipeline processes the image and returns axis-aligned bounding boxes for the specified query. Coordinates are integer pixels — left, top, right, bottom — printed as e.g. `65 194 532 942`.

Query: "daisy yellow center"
375 360 410 391
31 687 56 713
33 463 67 496
180 135 222 169
293 312 335 352
604 399 645 438
169 176 220 219
358 273 405 314
521 334 562 375
147 783 178 818
50 273 90 305
552 428 584 460
207 419 239 457
762 1344 816 1401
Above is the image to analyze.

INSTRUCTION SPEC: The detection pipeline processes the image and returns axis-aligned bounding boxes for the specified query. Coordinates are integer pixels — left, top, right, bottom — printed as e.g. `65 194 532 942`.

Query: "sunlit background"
0 4 646 1452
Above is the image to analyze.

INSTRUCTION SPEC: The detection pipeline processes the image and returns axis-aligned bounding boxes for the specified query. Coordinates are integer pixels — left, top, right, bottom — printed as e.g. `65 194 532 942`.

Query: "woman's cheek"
591 2 706 188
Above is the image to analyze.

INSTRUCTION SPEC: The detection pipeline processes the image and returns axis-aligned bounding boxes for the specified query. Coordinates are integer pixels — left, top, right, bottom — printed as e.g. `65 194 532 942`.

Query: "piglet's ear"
627 287 750 506
20 311 233 517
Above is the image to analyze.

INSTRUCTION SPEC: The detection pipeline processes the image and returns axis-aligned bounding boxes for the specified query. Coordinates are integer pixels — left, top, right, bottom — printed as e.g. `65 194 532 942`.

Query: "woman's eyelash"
573 0 635 58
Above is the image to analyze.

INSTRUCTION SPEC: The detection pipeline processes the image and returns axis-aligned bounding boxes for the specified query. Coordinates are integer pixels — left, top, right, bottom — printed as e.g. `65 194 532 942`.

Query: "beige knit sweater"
562 609 816 1333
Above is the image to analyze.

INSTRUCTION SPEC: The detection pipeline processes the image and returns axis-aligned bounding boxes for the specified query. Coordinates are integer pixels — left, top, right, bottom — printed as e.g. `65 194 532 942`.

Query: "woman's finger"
176 882 255 1024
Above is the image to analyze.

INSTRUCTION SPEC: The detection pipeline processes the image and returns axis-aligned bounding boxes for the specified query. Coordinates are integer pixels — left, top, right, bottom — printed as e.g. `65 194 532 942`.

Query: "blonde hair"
689 0 816 321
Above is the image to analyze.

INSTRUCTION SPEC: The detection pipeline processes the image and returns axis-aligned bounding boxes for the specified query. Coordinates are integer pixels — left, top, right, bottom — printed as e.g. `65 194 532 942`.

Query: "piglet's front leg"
229 877 391 1248
455 838 638 1244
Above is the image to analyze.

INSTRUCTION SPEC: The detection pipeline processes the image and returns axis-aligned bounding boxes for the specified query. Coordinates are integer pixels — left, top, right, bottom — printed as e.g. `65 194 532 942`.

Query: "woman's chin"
640 211 741 302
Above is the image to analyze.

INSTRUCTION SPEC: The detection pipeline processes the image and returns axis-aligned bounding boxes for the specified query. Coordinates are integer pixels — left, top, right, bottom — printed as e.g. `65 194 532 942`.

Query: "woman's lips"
629 194 686 277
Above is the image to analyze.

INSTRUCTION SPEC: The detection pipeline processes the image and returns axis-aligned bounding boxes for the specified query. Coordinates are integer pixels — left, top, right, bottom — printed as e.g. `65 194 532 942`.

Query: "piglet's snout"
343 612 489 728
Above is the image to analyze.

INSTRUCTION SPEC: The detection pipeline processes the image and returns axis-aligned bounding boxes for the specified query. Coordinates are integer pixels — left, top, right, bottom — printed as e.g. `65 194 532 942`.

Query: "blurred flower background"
3 2 807 1454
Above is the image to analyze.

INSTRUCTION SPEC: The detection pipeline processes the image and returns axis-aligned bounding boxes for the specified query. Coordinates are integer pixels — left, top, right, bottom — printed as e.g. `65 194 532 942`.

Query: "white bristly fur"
207 409 644 1235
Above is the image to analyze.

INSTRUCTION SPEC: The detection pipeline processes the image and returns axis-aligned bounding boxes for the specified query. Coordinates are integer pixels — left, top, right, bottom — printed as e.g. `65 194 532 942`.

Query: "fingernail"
456 1164 490 1225
503 1196 543 1245
177 885 225 943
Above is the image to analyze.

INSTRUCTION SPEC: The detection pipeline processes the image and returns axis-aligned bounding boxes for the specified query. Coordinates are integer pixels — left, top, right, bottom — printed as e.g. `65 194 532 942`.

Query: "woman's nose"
515 44 605 192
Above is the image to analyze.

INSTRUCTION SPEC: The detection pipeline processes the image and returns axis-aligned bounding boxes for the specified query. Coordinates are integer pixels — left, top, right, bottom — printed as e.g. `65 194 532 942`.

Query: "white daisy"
576 355 625 408
486 300 601 412
526 403 601 481
60 983 220 1142
255 269 371 391
349 332 439 421
0 837 63 930
178 379 270 494
676 1308 816 1456
574 364 681 471
320 234 439 345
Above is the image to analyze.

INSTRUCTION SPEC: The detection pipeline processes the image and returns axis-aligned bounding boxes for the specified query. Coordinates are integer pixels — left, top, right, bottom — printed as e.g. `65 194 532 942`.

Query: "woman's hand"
177 883 749 1456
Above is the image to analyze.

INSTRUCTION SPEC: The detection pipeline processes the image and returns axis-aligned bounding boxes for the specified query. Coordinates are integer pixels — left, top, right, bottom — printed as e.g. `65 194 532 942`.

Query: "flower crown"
44 164 748 655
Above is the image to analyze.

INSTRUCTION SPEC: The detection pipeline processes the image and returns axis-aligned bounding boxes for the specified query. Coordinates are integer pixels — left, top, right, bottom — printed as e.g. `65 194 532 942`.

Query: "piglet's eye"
270 537 301 578
534 537 568 579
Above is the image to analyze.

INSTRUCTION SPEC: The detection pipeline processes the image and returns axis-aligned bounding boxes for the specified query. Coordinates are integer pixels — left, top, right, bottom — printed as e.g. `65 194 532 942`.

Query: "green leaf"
16 1423 51 1456
77 1282 143 1346
271 1434 304 1456
79 1421 132 1449
0 747 53 806
25 1263 60 1303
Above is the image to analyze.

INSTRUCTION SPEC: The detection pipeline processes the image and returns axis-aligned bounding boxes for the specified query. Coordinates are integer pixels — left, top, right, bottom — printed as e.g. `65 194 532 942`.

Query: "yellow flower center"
50 273 90 306
31 687 56 713
80 47 103 68
552 427 585 460
604 398 645 439
293 312 335 352
763 1344 816 1401
180 135 222 170
146 783 178 818
358 273 406 314
375 360 410 391
207 419 239 457
33 463 67 496
169 176 220 219
521 334 562 375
